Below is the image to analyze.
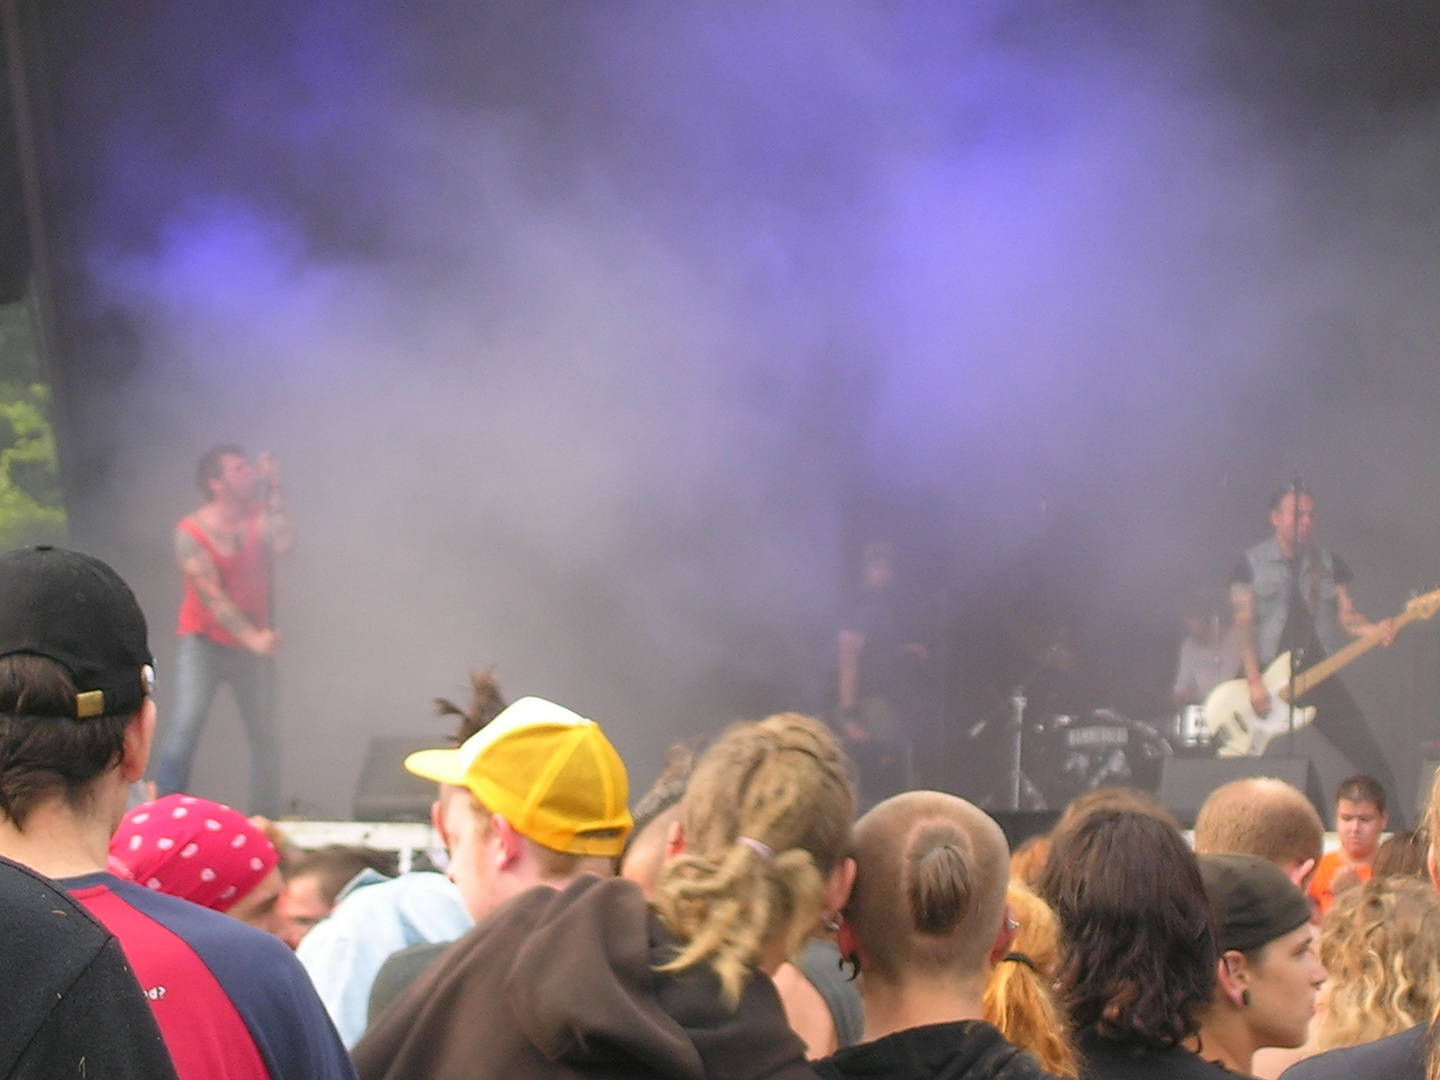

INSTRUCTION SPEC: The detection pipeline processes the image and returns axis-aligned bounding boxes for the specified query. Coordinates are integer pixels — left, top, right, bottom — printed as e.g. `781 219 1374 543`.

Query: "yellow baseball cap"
405 696 632 856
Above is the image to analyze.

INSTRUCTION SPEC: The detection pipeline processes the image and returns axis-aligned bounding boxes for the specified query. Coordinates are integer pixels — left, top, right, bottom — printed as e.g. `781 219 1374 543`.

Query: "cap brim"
404 747 471 785
404 696 596 787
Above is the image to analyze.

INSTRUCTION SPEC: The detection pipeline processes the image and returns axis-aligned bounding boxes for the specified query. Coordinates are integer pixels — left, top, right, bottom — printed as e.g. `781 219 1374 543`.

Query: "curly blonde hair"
1423 762 1440 1080
984 881 1079 1079
652 713 855 1006
1321 873 1440 1050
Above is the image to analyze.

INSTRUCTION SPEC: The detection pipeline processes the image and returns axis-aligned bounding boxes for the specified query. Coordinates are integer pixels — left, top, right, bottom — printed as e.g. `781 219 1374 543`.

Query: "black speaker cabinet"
989 810 1063 851
1157 757 1323 829
352 736 444 822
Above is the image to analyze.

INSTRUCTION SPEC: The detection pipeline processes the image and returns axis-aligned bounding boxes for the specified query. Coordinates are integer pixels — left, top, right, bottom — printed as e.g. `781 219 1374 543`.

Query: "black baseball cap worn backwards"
1198 852 1313 955
0 545 154 719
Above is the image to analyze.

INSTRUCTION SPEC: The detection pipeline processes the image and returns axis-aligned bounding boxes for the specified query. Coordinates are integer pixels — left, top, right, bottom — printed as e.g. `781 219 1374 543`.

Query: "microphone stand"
1007 689 1027 811
1287 541 1317 759
970 644 1060 811
1284 478 1305 758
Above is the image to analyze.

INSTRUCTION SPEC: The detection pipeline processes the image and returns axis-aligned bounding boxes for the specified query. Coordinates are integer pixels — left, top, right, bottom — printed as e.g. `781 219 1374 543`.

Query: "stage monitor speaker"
1157 757 1322 829
353 736 443 822
989 810 1062 851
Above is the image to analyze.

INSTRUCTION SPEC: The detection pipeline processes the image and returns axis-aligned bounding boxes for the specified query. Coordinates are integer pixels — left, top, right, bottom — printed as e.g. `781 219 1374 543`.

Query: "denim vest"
1245 538 1347 666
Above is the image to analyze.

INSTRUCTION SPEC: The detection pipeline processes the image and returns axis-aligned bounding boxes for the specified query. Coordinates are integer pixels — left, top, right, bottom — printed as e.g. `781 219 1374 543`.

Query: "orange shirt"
1307 849 1372 916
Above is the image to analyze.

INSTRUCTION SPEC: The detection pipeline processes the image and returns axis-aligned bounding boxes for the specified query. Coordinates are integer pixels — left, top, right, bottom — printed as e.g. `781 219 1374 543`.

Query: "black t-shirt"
1077 1034 1238 1080
0 855 178 1080
816 1019 1063 1080
1278 1022 1423 1080
839 585 905 695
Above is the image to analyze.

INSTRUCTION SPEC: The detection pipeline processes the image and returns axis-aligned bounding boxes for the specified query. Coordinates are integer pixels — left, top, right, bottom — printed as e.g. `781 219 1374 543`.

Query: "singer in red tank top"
153 446 292 816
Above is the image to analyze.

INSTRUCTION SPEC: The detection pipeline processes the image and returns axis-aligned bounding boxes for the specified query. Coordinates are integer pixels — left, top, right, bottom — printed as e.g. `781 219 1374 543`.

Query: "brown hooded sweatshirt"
353 874 817 1080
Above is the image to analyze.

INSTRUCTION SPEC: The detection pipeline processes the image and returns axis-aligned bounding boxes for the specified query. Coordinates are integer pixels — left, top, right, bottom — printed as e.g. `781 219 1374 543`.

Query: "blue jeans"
154 634 280 816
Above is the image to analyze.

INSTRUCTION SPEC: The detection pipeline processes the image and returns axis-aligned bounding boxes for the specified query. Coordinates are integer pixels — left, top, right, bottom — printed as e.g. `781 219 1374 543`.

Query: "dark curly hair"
1037 809 1216 1052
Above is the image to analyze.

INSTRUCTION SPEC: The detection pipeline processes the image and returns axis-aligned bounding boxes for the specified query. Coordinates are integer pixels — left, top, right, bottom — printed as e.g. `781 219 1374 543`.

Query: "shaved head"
845 791 1010 984
1193 778 1324 880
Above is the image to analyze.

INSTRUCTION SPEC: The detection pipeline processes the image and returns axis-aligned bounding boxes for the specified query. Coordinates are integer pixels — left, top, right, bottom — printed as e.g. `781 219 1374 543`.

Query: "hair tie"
738 836 775 863
1002 952 1040 974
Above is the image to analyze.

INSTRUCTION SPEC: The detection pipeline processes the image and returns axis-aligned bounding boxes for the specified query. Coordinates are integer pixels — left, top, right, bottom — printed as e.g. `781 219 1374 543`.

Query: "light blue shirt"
296 870 473 1047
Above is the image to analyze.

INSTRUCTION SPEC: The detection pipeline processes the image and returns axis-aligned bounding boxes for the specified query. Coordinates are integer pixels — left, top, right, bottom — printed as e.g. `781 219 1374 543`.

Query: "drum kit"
998 704 1216 811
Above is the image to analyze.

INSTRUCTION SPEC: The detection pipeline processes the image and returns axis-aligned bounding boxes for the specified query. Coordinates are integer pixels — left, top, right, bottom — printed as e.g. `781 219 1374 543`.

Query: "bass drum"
1031 710 1172 807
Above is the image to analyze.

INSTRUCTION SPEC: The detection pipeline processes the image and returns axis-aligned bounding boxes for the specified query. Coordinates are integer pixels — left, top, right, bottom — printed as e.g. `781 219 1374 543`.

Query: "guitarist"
1229 483 1401 823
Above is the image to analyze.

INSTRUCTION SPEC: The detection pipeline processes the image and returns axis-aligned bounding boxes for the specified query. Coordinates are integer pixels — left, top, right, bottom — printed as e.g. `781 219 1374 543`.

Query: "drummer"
1173 586 1242 710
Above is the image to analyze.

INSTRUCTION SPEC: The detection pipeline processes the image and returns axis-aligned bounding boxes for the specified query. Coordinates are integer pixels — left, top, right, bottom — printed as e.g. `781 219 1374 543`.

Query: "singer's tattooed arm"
175 524 275 653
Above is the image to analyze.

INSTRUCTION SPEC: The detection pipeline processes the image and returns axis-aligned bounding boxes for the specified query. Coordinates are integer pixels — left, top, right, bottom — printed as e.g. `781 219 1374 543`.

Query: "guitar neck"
1284 608 1420 701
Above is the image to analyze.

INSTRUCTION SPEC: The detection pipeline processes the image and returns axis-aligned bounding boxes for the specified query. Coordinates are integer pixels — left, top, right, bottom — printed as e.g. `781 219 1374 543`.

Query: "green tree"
0 294 66 547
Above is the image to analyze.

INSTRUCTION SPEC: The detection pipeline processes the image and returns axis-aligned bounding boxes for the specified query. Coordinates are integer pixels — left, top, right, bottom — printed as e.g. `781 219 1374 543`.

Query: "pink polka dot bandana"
109 794 278 912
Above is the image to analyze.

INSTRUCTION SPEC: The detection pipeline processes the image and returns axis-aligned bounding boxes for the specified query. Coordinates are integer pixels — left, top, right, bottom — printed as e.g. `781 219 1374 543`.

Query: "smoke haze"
26 0 1440 813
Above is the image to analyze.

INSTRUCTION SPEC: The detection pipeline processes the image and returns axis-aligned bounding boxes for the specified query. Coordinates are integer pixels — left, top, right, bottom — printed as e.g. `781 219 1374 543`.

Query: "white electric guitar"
1204 586 1440 758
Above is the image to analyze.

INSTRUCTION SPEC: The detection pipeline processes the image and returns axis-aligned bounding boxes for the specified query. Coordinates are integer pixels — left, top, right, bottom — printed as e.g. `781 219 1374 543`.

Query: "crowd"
3 543 1440 1080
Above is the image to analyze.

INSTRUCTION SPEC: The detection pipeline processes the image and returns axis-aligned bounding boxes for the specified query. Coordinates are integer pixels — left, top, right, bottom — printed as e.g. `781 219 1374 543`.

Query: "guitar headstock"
1406 586 1440 622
